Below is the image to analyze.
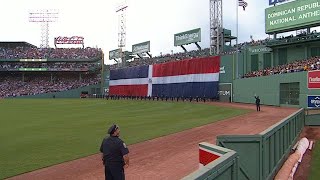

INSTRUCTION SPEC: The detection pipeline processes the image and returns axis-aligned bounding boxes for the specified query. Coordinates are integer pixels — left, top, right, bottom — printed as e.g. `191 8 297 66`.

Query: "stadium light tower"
210 0 223 55
29 9 59 48
116 1 128 65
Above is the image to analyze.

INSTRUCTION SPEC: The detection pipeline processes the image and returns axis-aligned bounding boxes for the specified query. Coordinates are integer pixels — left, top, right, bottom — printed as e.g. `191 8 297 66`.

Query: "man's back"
255 96 260 104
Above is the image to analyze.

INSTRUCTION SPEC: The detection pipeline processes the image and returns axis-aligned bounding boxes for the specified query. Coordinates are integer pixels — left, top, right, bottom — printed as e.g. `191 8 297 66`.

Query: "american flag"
239 0 248 11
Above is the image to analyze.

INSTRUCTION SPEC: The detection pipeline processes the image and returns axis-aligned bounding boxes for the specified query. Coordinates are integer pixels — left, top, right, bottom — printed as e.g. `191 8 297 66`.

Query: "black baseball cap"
108 124 119 135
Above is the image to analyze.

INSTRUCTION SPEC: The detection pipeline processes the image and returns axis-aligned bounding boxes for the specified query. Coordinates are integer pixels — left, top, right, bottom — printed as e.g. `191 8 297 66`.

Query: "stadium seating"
0 73 100 98
108 38 271 70
0 46 102 98
243 56 320 78
266 31 320 47
0 47 102 59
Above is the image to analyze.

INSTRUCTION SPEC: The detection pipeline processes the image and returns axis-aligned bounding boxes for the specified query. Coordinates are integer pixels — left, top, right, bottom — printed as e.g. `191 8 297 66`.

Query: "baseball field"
0 99 250 179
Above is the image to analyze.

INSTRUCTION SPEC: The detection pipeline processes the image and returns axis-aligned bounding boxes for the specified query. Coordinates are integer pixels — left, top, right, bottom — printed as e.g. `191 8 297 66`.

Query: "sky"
0 0 294 64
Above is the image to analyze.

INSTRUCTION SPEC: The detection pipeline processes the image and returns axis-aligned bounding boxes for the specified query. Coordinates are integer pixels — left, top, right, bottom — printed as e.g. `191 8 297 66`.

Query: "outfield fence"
305 108 320 126
184 108 305 180
183 143 238 180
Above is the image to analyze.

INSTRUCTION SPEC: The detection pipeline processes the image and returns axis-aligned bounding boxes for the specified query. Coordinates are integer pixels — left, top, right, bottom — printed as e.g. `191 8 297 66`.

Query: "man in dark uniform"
100 124 129 180
255 96 261 111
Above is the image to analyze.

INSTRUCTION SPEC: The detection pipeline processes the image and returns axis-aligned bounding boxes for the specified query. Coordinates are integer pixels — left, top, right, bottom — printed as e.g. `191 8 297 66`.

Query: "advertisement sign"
54 36 84 45
174 28 201 46
248 46 272 54
308 95 320 108
265 0 320 33
109 49 121 60
308 70 320 89
132 41 150 54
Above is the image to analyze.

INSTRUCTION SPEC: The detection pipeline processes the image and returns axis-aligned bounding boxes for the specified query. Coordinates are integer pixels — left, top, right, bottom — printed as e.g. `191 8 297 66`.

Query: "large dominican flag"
109 56 220 98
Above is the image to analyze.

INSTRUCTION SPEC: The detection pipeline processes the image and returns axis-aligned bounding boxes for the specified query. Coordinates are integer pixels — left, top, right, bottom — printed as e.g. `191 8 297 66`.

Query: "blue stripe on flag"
152 82 219 98
110 65 149 80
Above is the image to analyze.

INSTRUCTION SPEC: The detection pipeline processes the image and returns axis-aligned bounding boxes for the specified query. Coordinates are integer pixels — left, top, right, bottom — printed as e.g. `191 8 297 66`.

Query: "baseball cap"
108 124 119 135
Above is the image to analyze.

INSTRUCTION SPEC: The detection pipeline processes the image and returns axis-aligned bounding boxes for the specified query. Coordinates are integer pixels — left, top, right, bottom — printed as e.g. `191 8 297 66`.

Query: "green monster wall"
233 71 320 108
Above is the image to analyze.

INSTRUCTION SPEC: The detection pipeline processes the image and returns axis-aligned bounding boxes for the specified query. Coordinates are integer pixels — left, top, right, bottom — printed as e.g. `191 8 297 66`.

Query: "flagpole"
236 0 239 79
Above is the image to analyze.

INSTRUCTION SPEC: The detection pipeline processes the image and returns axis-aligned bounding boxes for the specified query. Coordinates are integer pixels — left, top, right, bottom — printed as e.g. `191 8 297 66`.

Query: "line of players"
93 95 216 102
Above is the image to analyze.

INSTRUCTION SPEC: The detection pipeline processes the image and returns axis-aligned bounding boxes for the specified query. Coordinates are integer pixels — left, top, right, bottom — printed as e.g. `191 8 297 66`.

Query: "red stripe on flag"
109 85 148 96
199 149 220 166
152 56 220 77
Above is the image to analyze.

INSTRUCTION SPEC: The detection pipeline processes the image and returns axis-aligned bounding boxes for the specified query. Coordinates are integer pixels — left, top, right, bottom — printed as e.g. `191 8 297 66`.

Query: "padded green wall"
232 71 320 108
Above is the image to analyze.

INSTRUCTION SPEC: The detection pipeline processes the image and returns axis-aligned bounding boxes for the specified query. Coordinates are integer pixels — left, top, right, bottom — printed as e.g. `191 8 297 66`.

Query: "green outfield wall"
87 42 320 107
271 41 320 66
232 71 320 108
221 41 320 107
220 55 235 82
228 42 320 76
216 109 305 180
184 109 305 180
13 84 101 99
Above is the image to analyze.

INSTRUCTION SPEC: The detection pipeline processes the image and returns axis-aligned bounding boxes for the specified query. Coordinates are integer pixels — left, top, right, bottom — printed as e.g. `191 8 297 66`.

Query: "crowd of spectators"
0 62 99 70
243 56 320 78
109 38 272 70
109 48 211 69
0 47 102 59
266 31 320 46
236 38 270 50
0 74 101 98
0 47 103 98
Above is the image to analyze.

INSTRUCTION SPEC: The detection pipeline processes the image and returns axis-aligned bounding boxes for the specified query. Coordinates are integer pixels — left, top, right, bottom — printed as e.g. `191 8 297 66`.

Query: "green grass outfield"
0 99 250 179
309 141 320 180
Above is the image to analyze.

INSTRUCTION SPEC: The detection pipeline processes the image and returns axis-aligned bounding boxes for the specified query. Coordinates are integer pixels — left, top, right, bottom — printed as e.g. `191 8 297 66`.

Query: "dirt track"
293 127 320 180
8 102 298 180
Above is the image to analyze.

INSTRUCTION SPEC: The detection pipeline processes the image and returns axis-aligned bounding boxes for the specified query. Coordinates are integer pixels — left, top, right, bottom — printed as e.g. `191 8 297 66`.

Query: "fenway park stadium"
0 1 318 109
0 38 103 98
2 0 320 180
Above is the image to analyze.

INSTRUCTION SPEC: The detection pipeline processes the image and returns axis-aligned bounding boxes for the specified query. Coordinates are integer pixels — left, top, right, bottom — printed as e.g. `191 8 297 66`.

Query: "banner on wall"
307 95 320 108
109 56 220 98
308 70 320 89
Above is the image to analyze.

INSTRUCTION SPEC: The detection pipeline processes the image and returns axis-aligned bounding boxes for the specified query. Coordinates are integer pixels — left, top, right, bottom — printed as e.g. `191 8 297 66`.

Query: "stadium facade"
2 0 320 109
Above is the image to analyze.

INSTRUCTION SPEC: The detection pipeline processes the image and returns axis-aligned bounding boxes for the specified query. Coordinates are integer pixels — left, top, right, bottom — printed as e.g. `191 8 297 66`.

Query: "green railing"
183 143 238 180
216 108 305 180
260 109 304 179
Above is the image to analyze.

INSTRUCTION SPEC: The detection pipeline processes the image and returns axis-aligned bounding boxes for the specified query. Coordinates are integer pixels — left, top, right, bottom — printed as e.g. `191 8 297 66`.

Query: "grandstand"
107 0 320 108
0 42 103 98
2 0 320 179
